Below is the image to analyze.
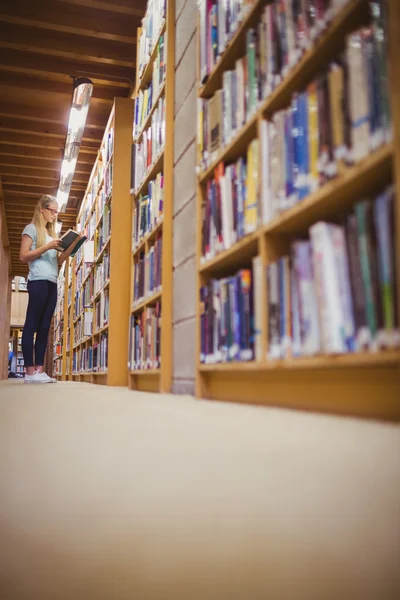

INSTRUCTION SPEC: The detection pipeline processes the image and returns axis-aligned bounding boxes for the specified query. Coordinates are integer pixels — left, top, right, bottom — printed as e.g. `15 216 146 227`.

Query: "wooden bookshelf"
128 0 174 393
59 97 134 386
54 260 70 381
195 0 400 420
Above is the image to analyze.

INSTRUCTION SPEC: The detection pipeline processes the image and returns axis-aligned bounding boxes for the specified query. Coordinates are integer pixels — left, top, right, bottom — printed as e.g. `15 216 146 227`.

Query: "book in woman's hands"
56 229 87 257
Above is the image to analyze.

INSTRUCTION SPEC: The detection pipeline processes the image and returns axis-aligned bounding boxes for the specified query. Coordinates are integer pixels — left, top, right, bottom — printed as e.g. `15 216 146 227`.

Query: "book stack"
201 138 259 262
133 98 166 190
138 0 166 75
132 173 164 249
94 205 111 257
133 236 163 305
94 288 109 332
199 0 360 86
93 332 108 372
265 186 399 359
128 304 161 371
133 35 166 139
261 29 392 222
94 251 110 296
200 268 255 364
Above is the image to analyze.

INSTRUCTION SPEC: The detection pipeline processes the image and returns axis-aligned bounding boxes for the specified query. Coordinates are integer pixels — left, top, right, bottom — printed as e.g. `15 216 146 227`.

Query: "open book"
56 229 87 257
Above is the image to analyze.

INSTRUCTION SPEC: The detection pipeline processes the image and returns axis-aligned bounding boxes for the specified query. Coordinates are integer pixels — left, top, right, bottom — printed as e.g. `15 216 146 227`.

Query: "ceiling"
0 0 145 277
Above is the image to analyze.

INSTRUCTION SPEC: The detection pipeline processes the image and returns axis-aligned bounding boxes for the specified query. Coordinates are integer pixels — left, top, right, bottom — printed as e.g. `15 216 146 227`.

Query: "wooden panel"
107 97 134 387
0 23 135 68
0 48 135 87
201 367 400 421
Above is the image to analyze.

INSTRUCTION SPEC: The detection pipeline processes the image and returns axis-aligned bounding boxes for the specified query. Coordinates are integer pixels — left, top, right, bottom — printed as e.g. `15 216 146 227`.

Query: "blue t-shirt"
22 223 58 284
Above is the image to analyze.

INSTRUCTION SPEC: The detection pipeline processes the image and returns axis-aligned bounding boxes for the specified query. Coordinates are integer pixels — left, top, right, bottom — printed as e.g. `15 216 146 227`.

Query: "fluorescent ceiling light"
60 158 77 181
56 77 93 213
56 190 69 212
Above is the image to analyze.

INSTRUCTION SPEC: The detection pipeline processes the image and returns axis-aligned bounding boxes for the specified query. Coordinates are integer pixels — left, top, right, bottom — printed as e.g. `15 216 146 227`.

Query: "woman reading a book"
19 195 83 384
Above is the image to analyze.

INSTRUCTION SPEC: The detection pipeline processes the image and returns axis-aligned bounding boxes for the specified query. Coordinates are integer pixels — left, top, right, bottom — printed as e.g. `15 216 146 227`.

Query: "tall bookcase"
54 98 134 386
196 0 400 420
128 0 175 393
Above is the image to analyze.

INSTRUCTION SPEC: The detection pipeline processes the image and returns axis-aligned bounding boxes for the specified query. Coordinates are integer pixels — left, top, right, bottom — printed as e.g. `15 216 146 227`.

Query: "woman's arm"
57 234 85 266
20 235 60 263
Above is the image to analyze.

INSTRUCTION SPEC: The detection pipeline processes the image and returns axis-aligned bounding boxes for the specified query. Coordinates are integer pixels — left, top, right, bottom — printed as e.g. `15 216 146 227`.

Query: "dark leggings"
22 279 58 367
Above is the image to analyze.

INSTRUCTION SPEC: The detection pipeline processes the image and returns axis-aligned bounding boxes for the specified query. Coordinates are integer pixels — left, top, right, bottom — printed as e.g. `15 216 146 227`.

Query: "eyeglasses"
45 208 58 216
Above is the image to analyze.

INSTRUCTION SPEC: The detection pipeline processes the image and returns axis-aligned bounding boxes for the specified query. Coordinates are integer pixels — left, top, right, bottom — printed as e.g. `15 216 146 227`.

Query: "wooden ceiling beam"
0 155 92 173
0 166 88 183
0 118 103 143
0 144 97 162
52 0 146 17
0 71 124 103
0 2 139 44
0 49 134 88
0 103 107 132
0 23 136 69
4 188 83 200
2 180 86 192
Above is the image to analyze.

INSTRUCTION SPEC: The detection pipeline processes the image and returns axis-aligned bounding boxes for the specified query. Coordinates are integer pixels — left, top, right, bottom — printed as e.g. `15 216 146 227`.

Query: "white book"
84 240 94 263
309 222 347 353
84 309 93 337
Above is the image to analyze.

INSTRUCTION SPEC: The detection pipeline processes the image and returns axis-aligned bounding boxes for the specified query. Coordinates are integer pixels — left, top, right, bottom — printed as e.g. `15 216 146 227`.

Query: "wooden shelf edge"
132 149 165 198
132 218 164 257
137 20 167 93
129 369 161 375
199 0 265 98
199 350 400 372
134 81 166 144
199 230 260 274
263 142 394 234
132 289 162 314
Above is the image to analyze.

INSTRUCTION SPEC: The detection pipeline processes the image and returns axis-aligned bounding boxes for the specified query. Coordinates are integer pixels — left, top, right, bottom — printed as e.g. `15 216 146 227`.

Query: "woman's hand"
46 239 61 251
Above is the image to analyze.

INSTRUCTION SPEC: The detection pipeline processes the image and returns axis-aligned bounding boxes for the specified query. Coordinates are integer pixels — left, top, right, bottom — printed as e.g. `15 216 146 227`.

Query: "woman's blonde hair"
32 195 58 249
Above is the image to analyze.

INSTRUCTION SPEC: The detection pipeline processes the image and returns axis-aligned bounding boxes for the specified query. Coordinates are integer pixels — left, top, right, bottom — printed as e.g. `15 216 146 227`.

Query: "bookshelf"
55 97 134 386
128 0 174 393
196 0 400 420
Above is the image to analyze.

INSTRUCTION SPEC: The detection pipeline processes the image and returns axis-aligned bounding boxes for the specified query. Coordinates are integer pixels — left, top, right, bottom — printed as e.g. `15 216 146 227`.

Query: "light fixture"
56 77 93 213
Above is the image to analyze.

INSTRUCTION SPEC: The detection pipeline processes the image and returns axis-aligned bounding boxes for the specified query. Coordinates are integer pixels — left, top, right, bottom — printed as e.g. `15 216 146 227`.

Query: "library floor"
0 379 399 600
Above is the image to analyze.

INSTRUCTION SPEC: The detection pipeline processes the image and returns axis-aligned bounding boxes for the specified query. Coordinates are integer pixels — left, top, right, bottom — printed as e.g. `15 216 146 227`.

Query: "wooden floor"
0 379 399 600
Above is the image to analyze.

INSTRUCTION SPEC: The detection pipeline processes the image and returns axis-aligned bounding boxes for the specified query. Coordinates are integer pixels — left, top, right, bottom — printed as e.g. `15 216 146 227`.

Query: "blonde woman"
19 195 83 383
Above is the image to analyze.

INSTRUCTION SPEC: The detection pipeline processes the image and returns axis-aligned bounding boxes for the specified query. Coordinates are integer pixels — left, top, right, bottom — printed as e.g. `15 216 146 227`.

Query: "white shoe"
24 371 57 384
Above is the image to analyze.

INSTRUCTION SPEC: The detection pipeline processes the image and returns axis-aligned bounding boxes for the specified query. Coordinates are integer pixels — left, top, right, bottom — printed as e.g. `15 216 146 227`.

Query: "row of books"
73 316 91 347
72 333 108 373
200 186 398 363
94 205 111 257
94 289 109 332
133 36 167 139
132 98 166 191
199 8 391 172
128 305 161 371
199 0 354 85
132 172 164 249
94 252 110 297
133 237 163 305
101 127 114 166
72 346 93 373
200 269 254 363
86 207 97 242
201 139 259 262
104 161 113 199
267 188 399 359
137 0 166 76
261 35 392 221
